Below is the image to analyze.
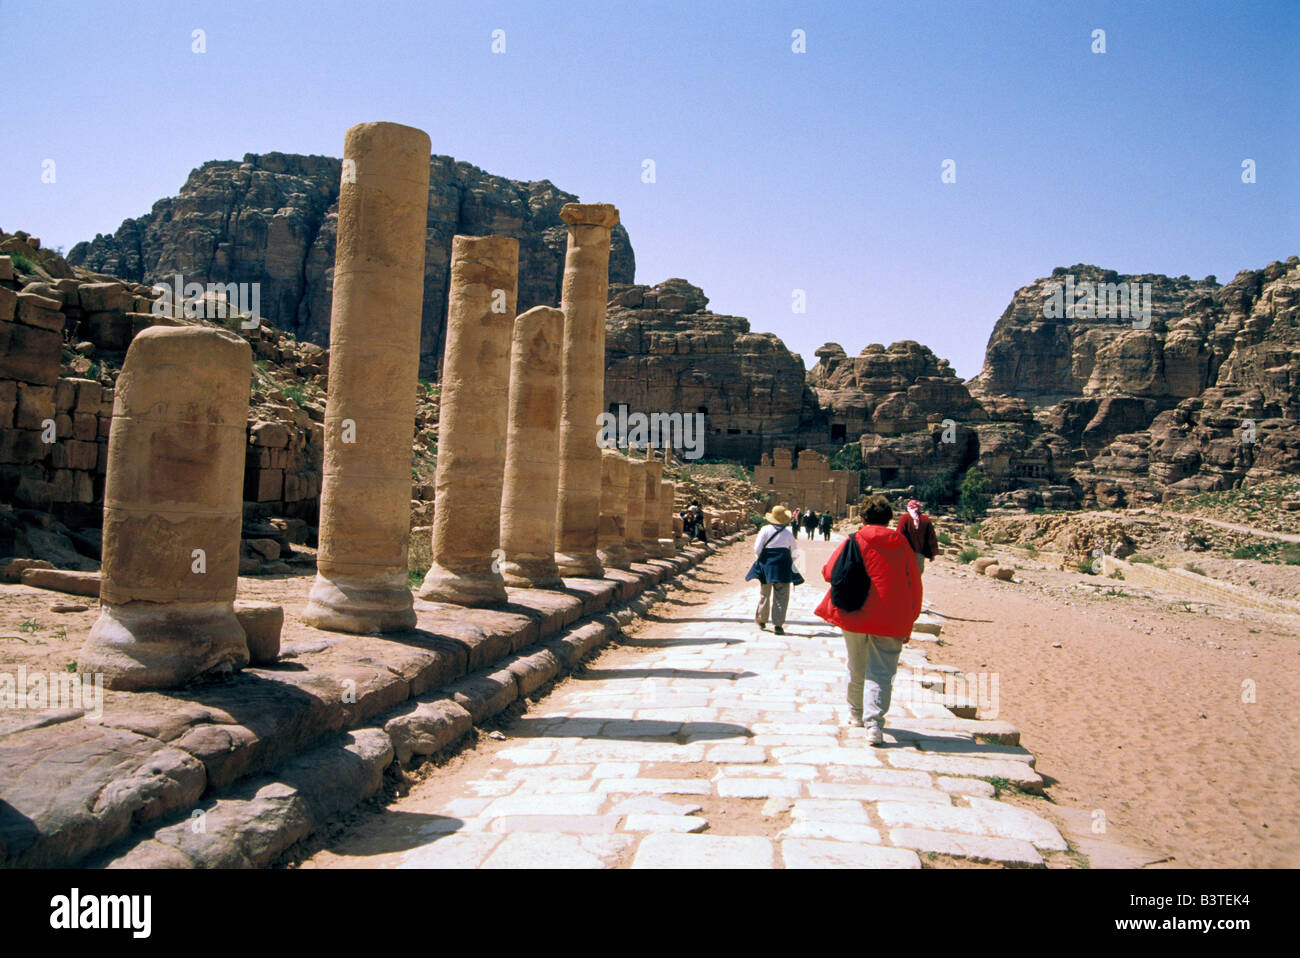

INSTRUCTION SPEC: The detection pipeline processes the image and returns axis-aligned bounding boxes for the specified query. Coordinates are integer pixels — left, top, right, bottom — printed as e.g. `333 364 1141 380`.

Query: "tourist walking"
814 495 922 744
746 504 802 635
791 507 803 538
802 509 818 539
896 498 939 573
818 510 833 541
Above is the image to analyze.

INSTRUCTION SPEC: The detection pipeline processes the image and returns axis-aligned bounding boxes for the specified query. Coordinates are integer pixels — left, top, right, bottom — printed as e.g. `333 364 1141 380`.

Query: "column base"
81 600 249 691
554 550 604 579
418 562 508 607
597 543 632 571
501 556 564 591
623 542 648 563
302 570 416 634
657 537 677 557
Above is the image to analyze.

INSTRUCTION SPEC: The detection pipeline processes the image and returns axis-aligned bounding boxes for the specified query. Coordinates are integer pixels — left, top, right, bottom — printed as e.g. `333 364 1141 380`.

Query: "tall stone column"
597 450 631 570
554 202 620 578
660 479 678 555
303 121 431 634
641 459 665 558
500 305 564 589
418 235 518 606
624 458 648 563
81 326 251 690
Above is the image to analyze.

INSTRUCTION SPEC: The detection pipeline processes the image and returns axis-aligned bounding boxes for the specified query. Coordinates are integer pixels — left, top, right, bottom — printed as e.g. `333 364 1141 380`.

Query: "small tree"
830 443 866 498
956 467 991 520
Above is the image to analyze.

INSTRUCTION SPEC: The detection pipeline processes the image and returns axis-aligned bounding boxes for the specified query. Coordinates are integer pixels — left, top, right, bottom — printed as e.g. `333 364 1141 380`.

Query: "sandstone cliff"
68 152 636 378
604 279 810 462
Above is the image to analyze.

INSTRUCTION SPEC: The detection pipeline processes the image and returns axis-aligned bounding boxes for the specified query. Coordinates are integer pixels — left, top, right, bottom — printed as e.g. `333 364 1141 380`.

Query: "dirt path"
1130 509 1300 543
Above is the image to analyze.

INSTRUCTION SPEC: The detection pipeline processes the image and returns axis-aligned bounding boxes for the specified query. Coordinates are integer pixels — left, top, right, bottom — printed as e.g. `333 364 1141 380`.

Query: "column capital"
560 203 620 228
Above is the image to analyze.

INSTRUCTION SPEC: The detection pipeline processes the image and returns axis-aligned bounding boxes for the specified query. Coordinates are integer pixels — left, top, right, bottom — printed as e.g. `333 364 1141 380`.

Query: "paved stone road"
304 535 1069 869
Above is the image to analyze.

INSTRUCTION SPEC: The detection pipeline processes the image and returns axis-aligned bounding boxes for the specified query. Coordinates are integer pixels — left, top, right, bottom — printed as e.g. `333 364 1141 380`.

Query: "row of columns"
80 121 692 687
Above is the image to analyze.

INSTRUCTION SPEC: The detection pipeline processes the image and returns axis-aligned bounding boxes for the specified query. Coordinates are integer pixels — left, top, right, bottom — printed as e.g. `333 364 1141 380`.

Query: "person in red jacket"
896 498 939 573
815 494 923 744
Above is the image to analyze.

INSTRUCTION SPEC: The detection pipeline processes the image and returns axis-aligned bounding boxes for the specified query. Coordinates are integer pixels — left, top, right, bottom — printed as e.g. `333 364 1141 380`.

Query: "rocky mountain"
67 152 636 378
604 279 810 462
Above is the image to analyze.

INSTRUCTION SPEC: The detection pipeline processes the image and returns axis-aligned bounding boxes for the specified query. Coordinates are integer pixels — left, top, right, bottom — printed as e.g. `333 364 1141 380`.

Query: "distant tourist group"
746 496 939 745
790 507 833 541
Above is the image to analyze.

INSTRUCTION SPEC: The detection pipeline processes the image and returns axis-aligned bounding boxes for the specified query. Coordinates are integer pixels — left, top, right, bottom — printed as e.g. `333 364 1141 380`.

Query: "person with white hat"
745 504 803 635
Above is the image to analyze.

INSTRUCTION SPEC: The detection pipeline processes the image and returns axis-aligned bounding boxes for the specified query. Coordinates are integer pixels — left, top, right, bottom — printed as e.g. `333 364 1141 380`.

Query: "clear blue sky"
2 0 1296 379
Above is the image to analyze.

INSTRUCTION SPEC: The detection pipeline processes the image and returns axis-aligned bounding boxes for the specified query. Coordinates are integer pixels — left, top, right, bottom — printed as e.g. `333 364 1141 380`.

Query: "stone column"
624 458 648 563
500 305 564 589
302 122 430 634
660 479 678 555
554 202 620 578
418 235 519 606
81 326 251 690
641 460 664 558
597 450 631 570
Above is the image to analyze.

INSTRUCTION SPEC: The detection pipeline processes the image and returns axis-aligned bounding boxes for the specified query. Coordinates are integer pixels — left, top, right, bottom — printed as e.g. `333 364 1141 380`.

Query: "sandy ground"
919 550 1300 868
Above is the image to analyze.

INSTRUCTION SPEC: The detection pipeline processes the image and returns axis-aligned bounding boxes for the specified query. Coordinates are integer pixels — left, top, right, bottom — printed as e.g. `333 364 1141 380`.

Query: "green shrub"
829 444 866 498
917 468 958 506
1184 563 1206 576
937 531 953 546
956 467 991 520
1231 543 1275 561
1076 558 1096 574
957 547 980 564
3 249 41 274
1281 544 1300 566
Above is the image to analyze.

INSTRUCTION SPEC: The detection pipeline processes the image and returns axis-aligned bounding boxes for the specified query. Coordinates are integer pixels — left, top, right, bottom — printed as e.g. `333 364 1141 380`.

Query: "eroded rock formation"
68 152 635 378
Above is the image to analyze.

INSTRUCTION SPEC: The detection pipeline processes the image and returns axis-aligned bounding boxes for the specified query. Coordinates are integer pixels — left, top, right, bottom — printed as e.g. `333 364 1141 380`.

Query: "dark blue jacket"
745 525 804 585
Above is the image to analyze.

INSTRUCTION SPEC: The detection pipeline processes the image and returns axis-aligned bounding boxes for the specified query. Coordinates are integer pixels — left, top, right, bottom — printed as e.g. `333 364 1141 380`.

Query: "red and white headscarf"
907 499 923 523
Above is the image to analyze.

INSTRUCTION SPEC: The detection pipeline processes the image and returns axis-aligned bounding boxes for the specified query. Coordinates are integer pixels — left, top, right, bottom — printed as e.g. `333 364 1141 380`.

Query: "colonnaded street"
302 534 1072 869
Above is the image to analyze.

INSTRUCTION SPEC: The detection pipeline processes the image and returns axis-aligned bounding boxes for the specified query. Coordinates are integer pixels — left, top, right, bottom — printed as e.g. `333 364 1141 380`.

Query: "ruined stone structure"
419 235 519 606
624 458 648 563
554 203 619 578
303 122 431 633
81 325 252 689
641 459 664 558
597 449 631 570
753 448 856 516
659 478 677 555
499 305 565 589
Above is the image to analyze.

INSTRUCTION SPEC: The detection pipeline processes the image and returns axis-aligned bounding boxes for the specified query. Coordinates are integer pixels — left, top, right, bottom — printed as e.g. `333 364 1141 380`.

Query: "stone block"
78 282 130 313
781 839 920 869
72 379 102 412
384 699 473 764
0 320 61 385
235 601 283 664
889 827 1043 867
248 468 283 502
20 568 101 596
15 296 65 332
631 834 774 869
506 648 561 698
0 429 48 464
15 384 54 430
0 557 54 582
72 412 97 442
447 670 518 724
